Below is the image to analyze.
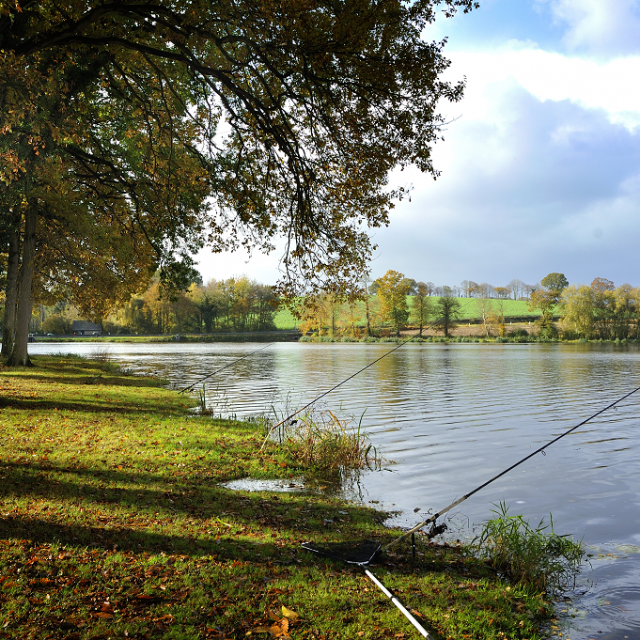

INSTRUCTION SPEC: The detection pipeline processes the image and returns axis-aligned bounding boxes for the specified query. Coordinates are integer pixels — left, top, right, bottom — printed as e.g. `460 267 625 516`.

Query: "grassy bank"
0 357 560 639
34 331 300 344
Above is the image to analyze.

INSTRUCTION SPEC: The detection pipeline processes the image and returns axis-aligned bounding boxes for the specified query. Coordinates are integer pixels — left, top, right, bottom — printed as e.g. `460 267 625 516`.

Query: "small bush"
536 325 559 342
473 502 585 594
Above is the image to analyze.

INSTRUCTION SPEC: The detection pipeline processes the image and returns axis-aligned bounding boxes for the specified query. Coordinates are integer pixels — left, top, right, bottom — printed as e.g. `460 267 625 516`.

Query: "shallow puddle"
220 477 309 493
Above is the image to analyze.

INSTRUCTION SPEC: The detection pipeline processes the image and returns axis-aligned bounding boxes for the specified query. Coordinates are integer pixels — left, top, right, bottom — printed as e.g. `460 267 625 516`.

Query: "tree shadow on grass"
0 461 382 545
0 510 481 584
0 513 463 640
0 513 286 560
0 395 188 415
11 371 164 388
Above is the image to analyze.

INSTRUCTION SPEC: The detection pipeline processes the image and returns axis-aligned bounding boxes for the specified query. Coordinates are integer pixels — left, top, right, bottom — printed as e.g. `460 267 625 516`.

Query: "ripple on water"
590 585 640 630
565 557 640 639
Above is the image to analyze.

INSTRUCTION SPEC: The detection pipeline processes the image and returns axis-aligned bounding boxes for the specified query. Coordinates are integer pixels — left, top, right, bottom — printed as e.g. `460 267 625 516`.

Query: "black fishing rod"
178 342 274 394
260 330 424 450
384 382 640 551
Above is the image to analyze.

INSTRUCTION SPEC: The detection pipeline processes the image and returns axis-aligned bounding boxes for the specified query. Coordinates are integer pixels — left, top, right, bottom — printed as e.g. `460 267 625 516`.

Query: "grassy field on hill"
274 298 538 331
274 306 299 330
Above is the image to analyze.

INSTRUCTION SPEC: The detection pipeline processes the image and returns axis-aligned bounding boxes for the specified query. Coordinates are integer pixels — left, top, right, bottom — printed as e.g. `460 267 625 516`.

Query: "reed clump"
282 409 380 472
472 502 585 593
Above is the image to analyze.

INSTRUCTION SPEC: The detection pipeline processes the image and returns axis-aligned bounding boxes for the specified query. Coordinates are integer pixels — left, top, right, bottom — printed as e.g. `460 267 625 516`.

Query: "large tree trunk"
7 204 37 367
1 225 20 359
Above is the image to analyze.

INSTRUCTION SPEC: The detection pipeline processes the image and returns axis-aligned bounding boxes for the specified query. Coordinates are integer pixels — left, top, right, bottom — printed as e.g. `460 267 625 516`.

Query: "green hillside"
274 306 298 330
454 297 537 319
274 297 538 330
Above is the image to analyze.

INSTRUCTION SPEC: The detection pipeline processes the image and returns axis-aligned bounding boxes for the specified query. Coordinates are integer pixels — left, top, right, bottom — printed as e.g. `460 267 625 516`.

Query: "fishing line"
178 342 274 394
260 331 423 450
384 382 640 551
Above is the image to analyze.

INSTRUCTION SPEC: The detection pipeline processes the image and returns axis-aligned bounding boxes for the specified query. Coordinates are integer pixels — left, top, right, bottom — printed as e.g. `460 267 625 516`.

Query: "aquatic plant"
89 347 112 363
472 502 585 594
197 381 207 412
282 408 381 472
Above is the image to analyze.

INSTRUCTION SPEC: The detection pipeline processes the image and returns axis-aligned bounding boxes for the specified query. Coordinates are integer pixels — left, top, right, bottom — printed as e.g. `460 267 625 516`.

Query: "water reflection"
30 341 640 639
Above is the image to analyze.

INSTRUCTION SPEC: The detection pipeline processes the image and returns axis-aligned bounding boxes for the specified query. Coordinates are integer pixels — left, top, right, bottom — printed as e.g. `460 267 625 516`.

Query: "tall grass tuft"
279 409 381 472
197 382 207 413
473 502 585 593
90 347 112 363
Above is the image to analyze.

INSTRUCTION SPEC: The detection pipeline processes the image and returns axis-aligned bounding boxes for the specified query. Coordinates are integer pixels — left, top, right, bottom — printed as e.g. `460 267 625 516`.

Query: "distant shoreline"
25 329 638 345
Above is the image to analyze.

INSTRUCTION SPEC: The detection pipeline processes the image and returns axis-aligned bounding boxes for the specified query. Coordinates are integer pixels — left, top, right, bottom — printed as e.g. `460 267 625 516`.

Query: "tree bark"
1 225 20 359
7 204 37 367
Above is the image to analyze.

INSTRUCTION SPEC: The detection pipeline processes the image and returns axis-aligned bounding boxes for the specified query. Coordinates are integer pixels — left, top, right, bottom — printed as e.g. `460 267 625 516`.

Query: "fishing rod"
384 382 640 551
178 342 274 394
260 330 425 450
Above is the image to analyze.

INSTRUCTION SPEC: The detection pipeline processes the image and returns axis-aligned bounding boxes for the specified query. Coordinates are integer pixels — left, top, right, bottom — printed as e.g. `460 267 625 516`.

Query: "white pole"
364 569 433 639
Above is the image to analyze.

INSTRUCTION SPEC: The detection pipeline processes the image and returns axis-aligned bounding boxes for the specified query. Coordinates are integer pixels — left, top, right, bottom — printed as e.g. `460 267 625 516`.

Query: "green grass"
453 298 538 319
0 356 560 639
274 307 298 330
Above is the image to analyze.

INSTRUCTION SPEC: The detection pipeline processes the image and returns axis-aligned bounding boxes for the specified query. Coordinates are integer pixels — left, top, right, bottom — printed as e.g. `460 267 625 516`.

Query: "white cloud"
446 47 640 131
196 244 285 285
537 0 640 55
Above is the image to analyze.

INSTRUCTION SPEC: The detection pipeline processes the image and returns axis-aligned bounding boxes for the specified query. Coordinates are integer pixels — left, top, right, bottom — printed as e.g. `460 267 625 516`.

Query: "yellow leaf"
281 605 299 621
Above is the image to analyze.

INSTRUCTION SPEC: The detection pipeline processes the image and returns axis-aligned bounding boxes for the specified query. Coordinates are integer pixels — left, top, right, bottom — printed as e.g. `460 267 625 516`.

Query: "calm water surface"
29 341 640 639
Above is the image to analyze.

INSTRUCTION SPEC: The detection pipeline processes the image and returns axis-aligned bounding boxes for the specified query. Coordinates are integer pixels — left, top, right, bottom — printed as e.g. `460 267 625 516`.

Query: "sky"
197 0 640 290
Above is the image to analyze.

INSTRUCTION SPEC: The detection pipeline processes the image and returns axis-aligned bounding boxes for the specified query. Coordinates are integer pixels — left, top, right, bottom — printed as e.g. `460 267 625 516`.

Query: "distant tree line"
298 270 640 341
10 270 638 341
297 270 464 339
21 277 278 336
373 278 540 300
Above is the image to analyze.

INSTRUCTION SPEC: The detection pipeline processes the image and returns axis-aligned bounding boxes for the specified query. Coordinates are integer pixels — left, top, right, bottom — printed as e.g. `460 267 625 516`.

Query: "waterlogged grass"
274 410 381 472
473 503 585 594
0 356 561 639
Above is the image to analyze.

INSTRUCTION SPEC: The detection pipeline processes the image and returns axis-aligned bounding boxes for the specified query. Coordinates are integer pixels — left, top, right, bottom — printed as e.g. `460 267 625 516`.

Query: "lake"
29 340 640 639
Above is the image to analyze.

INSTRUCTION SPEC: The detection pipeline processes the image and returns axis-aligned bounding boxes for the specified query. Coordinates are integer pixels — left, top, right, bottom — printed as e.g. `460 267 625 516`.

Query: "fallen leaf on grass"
281 605 299 621
248 619 290 637
135 594 163 603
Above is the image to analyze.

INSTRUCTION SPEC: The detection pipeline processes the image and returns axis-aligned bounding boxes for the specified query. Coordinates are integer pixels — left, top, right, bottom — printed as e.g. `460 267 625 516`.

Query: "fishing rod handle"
364 570 433 639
